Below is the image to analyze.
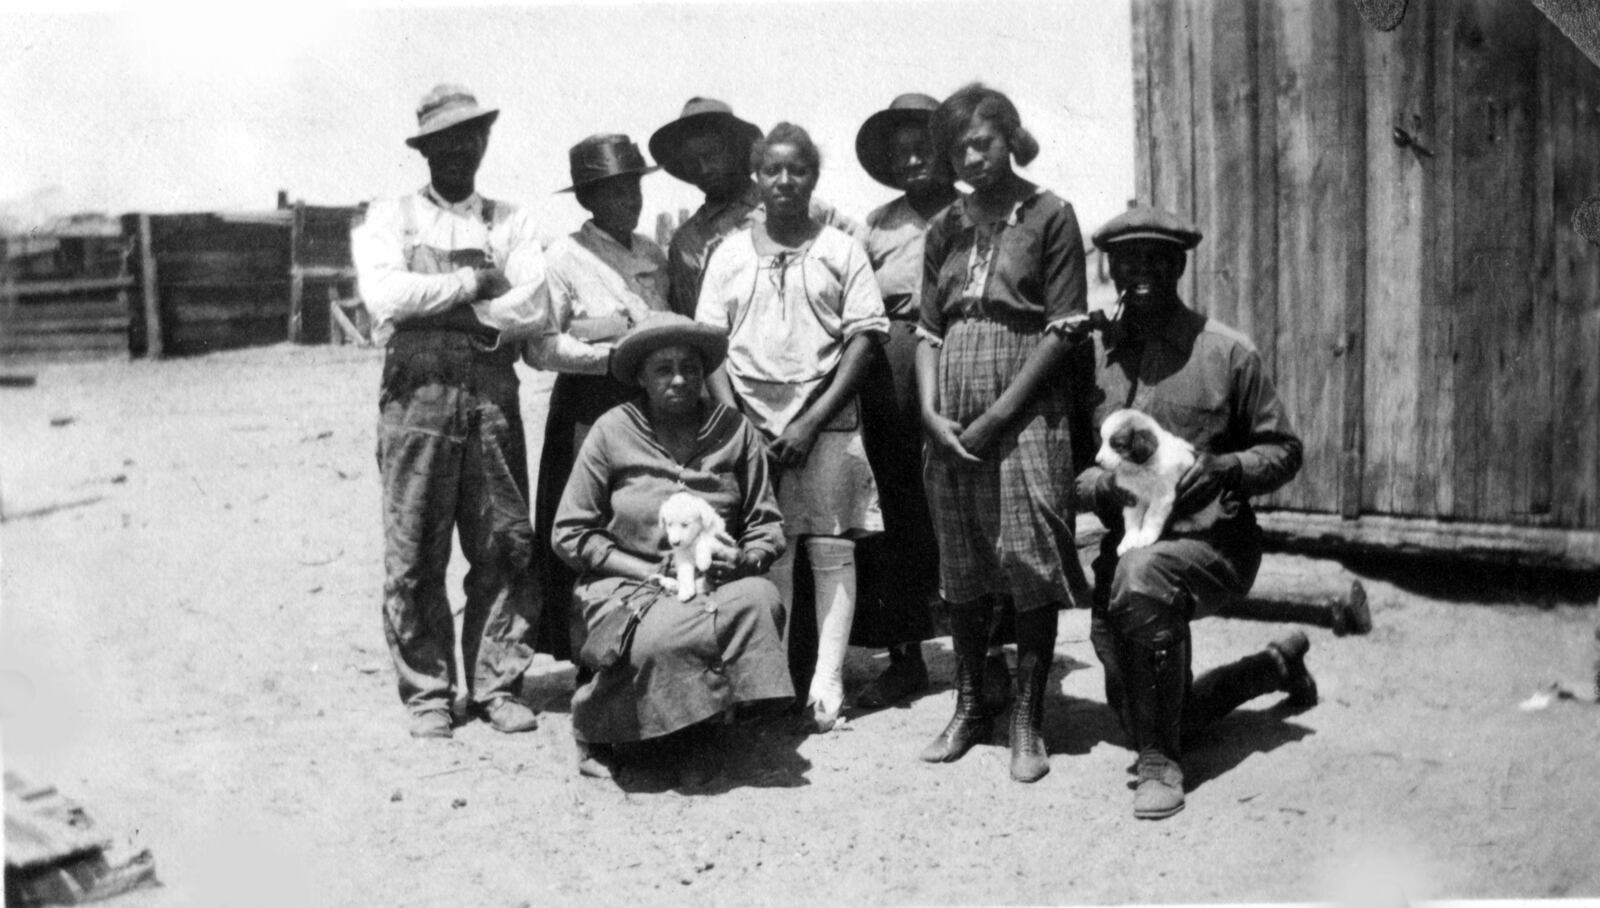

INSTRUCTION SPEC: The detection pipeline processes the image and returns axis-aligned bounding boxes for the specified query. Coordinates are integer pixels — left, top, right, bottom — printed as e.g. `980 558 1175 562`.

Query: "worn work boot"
1133 749 1186 819
920 606 994 763
408 709 453 740
482 697 540 733
1268 631 1318 709
857 646 931 709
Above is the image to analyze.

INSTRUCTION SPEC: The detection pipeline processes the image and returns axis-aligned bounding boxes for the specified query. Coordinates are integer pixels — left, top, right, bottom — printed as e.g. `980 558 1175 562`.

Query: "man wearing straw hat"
351 83 548 740
1076 204 1315 817
649 97 859 317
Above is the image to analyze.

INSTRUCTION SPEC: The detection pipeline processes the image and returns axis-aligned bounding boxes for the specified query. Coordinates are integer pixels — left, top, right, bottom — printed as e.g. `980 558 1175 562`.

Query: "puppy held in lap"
1095 408 1222 555
657 491 740 601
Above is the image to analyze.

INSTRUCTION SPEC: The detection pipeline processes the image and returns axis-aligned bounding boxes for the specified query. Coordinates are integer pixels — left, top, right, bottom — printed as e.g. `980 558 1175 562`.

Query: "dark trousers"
1089 522 1281 748
377 331 539 716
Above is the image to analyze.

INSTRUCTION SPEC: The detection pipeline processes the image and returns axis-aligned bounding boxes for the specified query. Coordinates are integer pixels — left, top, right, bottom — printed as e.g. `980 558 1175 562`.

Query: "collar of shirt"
952 184 1045 231
575 220 656 274
420 184 486 217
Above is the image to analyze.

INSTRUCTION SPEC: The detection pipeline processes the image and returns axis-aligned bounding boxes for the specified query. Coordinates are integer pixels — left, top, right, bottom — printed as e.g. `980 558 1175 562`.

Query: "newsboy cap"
1091 204 1203 251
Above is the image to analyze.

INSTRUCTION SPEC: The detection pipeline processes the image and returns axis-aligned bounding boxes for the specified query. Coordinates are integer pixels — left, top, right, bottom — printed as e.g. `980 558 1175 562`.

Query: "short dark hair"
930 83 1039 182
749 122 822 174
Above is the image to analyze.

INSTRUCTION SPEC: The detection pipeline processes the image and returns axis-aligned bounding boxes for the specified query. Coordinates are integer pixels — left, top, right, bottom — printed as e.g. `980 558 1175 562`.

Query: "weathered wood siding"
1132 0 1600 545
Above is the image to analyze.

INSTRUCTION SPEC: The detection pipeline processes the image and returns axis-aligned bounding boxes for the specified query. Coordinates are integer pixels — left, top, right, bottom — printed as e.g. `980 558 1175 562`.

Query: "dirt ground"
3 343 1599 908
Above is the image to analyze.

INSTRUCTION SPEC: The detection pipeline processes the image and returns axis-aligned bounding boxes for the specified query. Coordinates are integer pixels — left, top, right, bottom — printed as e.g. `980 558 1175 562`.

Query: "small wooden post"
137 213 162 359
288 200 305 344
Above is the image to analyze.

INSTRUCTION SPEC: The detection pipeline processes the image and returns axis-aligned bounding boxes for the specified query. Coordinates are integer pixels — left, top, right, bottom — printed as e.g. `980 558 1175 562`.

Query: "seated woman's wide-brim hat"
648 97 763 184
611 311 729 385
855 93 940 189
404 83 499 149
558 134 659 193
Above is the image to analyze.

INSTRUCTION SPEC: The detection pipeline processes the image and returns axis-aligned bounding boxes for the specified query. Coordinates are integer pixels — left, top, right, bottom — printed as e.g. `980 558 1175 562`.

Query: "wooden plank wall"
145 214 291 357
1133 0 1600 536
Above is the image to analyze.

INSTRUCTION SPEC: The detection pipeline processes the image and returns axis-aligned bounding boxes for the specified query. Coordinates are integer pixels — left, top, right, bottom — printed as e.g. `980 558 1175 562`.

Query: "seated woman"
695 122 890 732
552 311 793 780
527 133 671 664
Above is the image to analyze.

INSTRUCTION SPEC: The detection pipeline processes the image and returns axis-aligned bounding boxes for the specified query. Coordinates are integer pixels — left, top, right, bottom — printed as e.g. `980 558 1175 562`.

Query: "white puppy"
657 491 740 601
1095 408 1223 556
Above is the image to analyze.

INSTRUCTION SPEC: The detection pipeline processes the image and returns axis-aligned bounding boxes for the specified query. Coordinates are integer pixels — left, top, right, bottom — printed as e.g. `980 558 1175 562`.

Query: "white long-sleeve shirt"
525 220 670 375
351 185 549 345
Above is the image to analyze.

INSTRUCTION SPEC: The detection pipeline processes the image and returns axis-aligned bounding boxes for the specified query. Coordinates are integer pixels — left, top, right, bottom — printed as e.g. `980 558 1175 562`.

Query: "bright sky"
1 0 1134 240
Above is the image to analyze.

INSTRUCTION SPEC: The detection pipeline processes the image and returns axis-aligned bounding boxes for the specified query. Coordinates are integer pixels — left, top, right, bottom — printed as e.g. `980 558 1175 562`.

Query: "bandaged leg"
806 536 858 727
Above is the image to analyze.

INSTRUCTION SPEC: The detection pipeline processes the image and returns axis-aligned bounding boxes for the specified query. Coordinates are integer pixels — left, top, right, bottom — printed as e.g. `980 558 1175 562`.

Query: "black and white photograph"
3 1 1600 905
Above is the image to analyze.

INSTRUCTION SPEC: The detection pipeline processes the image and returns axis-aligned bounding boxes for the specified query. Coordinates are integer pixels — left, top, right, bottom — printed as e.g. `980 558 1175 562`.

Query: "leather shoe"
1133 750 1185 819
482 697 540 733
408 709 453 740
1268 631 1318 709
856 654 930 709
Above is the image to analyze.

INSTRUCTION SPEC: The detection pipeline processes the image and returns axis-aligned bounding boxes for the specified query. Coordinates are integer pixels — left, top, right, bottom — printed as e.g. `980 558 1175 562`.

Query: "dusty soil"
3 344 1599 907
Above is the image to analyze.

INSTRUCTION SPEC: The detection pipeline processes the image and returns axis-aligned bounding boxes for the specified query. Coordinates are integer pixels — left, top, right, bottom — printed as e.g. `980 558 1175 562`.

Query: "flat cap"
1091 204 1202 251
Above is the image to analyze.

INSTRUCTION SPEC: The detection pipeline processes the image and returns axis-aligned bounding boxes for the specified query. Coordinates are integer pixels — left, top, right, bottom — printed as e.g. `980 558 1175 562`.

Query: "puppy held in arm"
1095 408 1224 556
657 491 740 601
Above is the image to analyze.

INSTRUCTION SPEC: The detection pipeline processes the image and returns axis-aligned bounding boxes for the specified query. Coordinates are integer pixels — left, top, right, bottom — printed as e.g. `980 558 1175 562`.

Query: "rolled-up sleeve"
1041 203 1089 334
476 206 550 341
350 198 476 325
838 239 889 344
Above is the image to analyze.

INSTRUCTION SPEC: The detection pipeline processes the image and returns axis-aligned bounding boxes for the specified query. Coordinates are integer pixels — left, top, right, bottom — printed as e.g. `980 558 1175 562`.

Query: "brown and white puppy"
658 491 739 601
1095 408 1223 555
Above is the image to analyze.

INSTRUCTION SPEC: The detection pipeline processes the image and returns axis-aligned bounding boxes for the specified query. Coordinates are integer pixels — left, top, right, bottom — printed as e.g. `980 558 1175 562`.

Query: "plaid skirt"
923 318 1088 610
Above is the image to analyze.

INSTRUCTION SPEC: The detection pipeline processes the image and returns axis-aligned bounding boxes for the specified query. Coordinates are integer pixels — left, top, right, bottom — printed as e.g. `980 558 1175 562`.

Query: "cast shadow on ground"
586 714 815 797
521 662 579 715
909 639 1315 791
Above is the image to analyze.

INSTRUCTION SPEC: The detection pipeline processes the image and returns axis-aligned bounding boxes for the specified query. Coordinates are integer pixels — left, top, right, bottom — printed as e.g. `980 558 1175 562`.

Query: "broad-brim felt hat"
558 134 659 193
855 93 940 188
610 311 729 385
405 83 499 148
1091 204 1203 252
648 97 763 184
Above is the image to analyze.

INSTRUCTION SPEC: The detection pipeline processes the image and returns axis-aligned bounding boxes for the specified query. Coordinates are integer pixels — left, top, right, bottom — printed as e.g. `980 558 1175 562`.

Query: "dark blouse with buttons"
917 187 1087 340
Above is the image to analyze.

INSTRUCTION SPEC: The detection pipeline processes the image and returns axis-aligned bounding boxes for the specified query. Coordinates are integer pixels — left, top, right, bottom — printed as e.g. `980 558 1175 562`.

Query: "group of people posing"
351 81 1316 820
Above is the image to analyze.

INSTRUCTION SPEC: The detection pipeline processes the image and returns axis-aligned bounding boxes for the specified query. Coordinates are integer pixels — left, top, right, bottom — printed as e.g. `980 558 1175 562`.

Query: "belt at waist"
385 328 518 367
393 306 500 341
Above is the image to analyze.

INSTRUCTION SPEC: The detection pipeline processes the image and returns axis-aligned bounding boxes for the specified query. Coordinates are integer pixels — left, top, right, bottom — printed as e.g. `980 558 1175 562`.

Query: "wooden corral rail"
0 275 134 360
1132 0 1600 568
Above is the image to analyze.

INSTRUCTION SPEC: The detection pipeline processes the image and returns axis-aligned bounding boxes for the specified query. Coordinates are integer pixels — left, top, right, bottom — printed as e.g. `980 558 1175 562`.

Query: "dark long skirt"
531 373 638 660
851 319 939 648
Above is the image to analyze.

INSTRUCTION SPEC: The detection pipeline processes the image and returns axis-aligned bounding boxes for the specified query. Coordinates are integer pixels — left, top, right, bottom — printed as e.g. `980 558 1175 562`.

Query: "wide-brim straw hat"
405 83 499 148
1091 203 1203 252
648 97 763 184
557 133 660 193
855 93 940 189
610 311 729 385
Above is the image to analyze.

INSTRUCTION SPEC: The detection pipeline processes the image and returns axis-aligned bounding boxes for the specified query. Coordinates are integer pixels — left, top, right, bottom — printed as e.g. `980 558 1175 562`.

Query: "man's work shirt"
352 185 549 346
527 220 670 375
1079 303 1303 525
666 181 862 317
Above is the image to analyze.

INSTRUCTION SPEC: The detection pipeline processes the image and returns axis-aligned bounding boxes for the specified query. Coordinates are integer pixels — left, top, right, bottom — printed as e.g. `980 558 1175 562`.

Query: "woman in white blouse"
695 122 890 732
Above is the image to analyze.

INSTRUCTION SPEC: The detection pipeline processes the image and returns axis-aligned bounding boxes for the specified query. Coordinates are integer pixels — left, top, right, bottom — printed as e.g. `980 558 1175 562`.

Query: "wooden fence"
0 199 365 361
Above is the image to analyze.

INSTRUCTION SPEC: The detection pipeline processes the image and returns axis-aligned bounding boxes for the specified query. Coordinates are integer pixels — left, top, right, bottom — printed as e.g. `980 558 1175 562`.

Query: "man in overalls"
352 84 550 739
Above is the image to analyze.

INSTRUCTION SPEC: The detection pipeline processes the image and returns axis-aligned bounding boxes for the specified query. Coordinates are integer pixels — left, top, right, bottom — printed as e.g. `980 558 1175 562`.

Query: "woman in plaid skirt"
914 83 1094 783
